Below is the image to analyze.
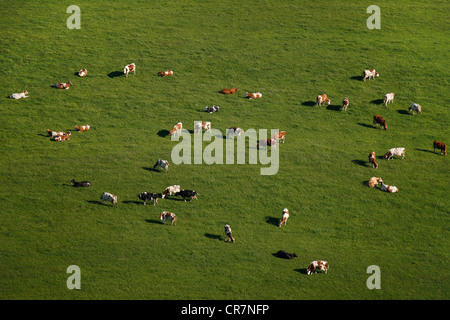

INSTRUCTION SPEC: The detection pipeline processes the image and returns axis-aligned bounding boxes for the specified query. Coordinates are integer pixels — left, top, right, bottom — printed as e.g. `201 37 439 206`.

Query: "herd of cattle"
8 64 447 276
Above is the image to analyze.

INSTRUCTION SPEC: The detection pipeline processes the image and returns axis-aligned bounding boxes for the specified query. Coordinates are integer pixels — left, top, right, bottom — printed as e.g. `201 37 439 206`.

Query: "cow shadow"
326 104 341 112
370 99 384 105
294 268 309 275
204 233 222 241
157 130 170 137
108 71 123 78
397 109 410 115
87 200 108 206
265 216 279 226
352 159 368 167
122 200 142 205
145 219 162 224
415 148 435 154
350 75 363 81
301 101 316 107
357 123 374 129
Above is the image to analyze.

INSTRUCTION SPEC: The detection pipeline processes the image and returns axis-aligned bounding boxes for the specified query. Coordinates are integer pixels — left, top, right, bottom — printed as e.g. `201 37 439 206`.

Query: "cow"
162 185 181 198
100 192 118 207
317 94 330 106
160 211 177 225
78 69 88 77
194 121 211 134
279 208 290 227
53 82 73 89
384 93 395 106
246 92 262 99
342 97 349 111
226 127 243 139
75 124 90 132
257 138 277 150
71 179 91 187
224 224 235 243
53 132 71 141
369 152 378 168
169 122 183 137
380 181 399 193
9 91 29 99
275 250 298 259
153 159 170 173
158 70 173 77
175 190 198 202
363 69 379 81
368 177 383 188
46 130 65 137
433 141 447 156
373 115 387 131
220 88 238 94
307 260 329 275
124 63 136 77
409 103 422 115
384 148 406 160
138 192 160 206
204 105 220 113
272 131 286 144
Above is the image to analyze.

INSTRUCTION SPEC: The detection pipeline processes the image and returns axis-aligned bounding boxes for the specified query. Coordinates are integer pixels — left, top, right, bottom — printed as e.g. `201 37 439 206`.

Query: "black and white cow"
204 105 220 113
138 192 160 205
71 179 91 187
175 190 198 202
275 250 298 259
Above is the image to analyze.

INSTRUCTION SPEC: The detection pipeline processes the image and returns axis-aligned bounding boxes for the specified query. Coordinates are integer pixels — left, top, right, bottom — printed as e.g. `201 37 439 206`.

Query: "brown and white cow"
368 177 382 188
226 127 243 139
317 94 330 106
342 97 349 111
9 91 29 99
257 138 277 150
160 211 177 225
384 93 395 106
373 115 387 131
162 185 181 199
78 69 88 77
46 129 65 138
433 141 447 156
369 152 378 168
124 63 136 77
101 192 118 206
384 148 405 160
53 82 73 89
169 122 183 137
380 181 399 193
153 159 169 173
307 260 329 275
158 70 173 77
53 132 71 141
272 131 286 144
279 208 290 227
220 88 238 94
194 121 211 134
363 69 379 81
75 124 90 132
409 103 422 115
224 224 235 243
246 92 262 99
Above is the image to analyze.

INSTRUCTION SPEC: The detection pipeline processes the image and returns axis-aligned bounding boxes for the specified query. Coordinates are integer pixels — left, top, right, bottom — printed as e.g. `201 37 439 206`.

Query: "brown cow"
433 141 447 156
369 152 378 168
373 115 387 131
220 88 238 94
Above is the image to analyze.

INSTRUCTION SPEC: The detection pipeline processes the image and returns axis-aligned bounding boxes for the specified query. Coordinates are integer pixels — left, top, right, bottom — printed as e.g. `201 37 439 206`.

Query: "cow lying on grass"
307 260 329 274
71 179 91 187
275 250 298 259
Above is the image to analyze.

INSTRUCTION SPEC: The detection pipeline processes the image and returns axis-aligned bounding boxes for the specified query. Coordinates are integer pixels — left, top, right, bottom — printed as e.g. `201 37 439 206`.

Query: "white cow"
363 69 379 81
384 148 406 160
124 63 136 77
162 185 181 198
384 93 395 105
153 159 170 173
101 192 118 207
10 91 29 99
279 208 290 227
380 182 399 193
409 103 422 115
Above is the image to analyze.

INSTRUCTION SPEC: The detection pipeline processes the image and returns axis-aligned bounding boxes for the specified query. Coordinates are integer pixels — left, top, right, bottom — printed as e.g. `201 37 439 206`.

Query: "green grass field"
0 0 449 300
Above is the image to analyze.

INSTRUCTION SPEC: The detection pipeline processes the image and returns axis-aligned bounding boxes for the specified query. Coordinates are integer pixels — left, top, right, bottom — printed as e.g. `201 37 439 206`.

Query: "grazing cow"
380 181 399 193
124 63 136 77
158 70 173 77
194 121 211 134
226 127 243 139
409 103 422 115
9 91 29 99
272 131 286 144
153 159 170 173
53 132 71 141
100 192 118 207
138 192 160 205
384 93 395 106
246 92 262 99
53 82 73 89
257 138 277 150
368 177 382 188
317 94 330 106
160 211 177 225
162 185 181 198
75 124 90 132
369 152 378 168
373 115 388 130
363 69 379 81
71 179 91 187
204 105 220 113
220 88 238 94
78 69 87 77
175 190 198 202
169 122 183 137
342 97 349 111
384 148 406 160
307 260 329 275
279 208 290 227
433 141 447 156
275 250 298 259
224 224 235 243
46 129 65 137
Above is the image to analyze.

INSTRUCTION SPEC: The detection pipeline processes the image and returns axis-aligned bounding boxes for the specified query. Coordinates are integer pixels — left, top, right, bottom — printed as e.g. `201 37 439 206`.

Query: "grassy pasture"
0 0 449 300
